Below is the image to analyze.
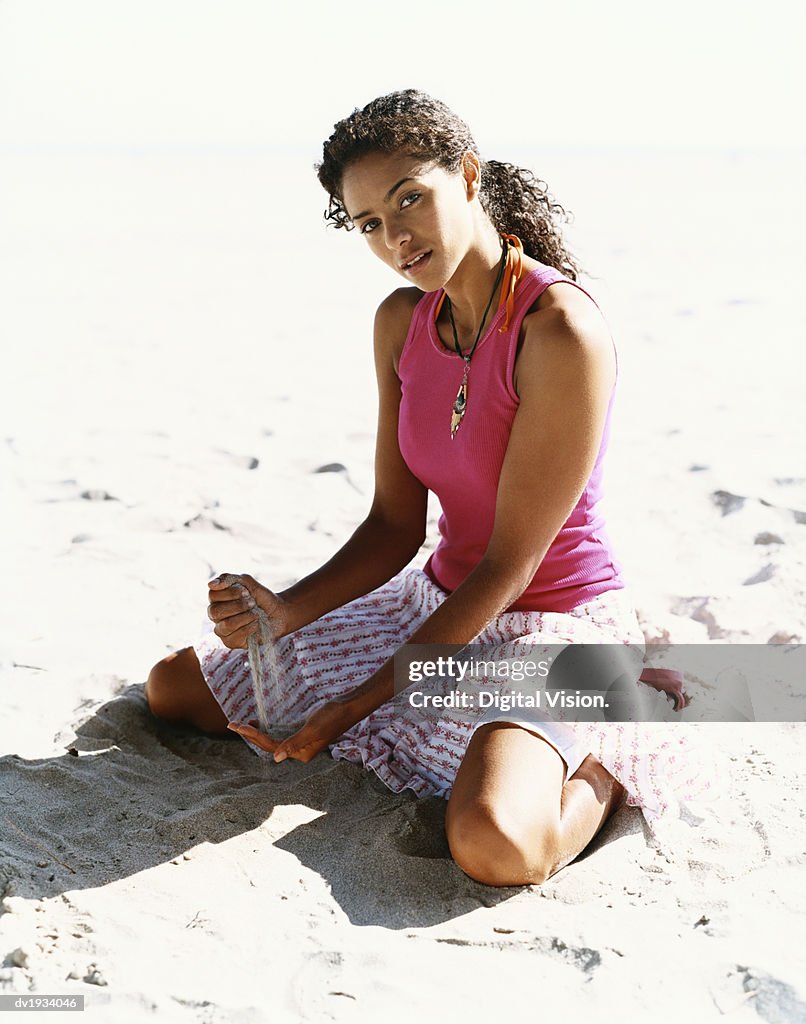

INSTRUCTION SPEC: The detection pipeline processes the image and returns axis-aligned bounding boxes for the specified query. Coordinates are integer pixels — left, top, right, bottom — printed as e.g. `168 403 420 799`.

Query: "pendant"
450 359 470 439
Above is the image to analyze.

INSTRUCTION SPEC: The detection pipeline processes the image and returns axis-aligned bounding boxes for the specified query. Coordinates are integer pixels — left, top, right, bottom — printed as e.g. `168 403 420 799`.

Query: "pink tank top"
397 263 625 614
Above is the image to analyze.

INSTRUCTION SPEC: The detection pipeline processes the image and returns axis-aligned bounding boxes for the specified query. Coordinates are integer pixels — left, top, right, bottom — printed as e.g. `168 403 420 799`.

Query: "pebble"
754 531 784 545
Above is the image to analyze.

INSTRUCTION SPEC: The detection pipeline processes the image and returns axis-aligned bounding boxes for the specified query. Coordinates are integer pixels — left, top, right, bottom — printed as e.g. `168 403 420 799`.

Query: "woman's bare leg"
144 647 230 735
445 722 624 887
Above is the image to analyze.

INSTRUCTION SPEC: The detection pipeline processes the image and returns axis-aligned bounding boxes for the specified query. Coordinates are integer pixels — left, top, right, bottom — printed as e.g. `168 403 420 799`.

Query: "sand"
2 146 806 1022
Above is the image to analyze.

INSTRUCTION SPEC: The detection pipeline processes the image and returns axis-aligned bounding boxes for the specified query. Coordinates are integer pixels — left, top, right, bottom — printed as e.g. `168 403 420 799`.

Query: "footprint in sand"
80 489 118 502
711 490 746 516
743 564 776 586
181 513 231 532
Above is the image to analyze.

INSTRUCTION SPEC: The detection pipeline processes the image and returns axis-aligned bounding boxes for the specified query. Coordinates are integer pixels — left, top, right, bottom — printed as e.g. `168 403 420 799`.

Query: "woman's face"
340 150 477 290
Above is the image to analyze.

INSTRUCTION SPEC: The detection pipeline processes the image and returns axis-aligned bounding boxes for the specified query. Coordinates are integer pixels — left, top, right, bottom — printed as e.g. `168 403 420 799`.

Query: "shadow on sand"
0 684 647 929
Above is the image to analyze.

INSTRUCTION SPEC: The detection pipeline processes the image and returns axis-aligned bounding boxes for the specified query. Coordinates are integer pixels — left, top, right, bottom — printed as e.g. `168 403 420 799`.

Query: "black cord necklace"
446 238 509 439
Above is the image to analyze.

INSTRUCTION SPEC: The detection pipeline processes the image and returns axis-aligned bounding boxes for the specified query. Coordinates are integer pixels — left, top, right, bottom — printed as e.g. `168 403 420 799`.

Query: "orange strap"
433 233 526 332
433 289 447 321
497 232 525 333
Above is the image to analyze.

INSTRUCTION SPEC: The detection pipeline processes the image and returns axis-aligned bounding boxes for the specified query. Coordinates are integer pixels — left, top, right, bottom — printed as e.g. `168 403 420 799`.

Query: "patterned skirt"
193 567 714 844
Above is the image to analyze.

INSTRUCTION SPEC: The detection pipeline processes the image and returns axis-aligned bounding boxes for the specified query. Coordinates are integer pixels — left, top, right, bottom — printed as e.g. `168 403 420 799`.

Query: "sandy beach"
2 134 806 1023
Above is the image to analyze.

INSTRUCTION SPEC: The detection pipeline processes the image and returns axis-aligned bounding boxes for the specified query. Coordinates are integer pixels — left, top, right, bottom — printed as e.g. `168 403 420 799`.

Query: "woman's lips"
401 251 432 276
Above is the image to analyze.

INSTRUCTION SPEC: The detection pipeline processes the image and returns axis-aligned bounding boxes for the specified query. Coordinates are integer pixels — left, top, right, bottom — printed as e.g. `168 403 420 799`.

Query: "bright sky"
0 0 803 155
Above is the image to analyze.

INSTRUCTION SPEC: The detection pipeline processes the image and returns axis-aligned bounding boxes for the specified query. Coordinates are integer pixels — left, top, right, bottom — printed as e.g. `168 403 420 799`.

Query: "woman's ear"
461 151 482 199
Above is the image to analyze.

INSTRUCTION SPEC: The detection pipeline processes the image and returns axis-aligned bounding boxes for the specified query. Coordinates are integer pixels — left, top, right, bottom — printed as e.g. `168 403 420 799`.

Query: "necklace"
440 234 524 439
446 250 504 439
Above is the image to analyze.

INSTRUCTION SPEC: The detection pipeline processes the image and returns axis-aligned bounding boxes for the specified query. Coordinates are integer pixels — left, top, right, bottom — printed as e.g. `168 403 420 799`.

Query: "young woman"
145 90 704 886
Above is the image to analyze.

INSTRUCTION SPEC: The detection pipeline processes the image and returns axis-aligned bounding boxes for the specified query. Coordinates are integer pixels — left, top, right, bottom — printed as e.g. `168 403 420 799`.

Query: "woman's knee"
145 647 230 734
446 801 559 887
144 648 200 721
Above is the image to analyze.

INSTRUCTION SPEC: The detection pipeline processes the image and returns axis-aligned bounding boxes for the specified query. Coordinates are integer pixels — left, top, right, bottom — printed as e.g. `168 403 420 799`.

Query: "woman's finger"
214 610 256 638
209 574 242 590
210 602 255 626
208 595 255 623
227 722 280 754
273 733 321 765
215 624 257 649
269 729 311 764
208 585 252 607
233 574 259 596
208 575 238 594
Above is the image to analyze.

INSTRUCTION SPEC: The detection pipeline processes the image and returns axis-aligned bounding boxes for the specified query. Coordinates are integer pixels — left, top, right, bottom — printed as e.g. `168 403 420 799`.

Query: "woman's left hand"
228 699 357 764
207 573 291 650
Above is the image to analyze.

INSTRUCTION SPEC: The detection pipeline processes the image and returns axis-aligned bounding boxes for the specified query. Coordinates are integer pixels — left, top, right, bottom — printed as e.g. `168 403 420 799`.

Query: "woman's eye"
359 193 420 234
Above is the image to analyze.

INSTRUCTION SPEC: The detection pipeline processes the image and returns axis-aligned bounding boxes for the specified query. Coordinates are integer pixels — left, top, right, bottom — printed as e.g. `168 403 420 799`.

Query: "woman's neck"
441 226 507 342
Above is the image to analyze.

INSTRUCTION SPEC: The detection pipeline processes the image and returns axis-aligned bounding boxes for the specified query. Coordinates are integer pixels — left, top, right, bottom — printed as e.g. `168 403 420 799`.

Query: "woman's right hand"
207 573 291 650
229 698 357 763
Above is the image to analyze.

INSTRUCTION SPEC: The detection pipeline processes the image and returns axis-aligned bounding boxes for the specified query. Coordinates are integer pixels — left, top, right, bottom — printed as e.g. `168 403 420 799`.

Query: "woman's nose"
384 219 412 251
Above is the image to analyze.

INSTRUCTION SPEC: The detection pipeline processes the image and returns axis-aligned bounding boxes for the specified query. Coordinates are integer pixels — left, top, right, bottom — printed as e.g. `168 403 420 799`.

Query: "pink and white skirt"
192 567 713 843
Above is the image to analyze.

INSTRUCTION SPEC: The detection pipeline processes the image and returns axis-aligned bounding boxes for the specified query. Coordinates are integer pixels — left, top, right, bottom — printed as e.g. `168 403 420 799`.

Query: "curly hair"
315 89 580 280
